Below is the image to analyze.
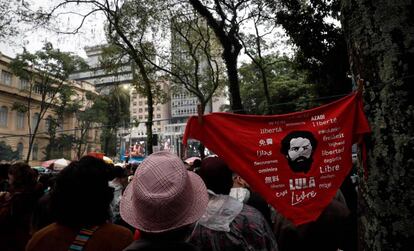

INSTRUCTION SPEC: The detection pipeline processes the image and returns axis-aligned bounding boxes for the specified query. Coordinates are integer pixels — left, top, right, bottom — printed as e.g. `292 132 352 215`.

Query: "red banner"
183 92 370 225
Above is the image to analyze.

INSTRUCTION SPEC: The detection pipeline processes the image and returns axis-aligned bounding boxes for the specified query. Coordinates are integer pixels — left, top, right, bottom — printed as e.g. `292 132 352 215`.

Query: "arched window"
45 115 53 132
0 106 8 127
32 143 39 160
1 70 12 85
32 113 40 131
16 111 25 129
58 118 64 131
17 143 24 160
20 78 29 90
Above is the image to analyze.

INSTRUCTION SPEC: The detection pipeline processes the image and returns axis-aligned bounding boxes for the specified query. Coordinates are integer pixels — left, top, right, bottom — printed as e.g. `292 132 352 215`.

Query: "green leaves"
239 54 316 114
0 141 19 161
11 102 29 113
10 42 88 83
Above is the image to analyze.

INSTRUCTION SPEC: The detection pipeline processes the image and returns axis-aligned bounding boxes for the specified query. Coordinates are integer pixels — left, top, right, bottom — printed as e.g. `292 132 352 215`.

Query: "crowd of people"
0 151 356 251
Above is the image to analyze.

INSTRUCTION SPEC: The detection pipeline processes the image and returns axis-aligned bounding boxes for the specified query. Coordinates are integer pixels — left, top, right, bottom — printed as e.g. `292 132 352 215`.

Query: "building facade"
70 44 228 157
69 45 133 93
0 52 100 165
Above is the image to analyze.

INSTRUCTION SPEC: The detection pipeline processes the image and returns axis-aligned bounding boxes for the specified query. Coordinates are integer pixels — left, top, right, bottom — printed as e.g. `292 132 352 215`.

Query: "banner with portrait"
183 92 370 225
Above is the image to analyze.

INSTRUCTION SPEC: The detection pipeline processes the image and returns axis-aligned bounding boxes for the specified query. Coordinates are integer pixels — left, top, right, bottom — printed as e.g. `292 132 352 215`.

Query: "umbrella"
184 156 201 165
42 158 70 171
32 166 47 173
54 158 71 170
87 152 113 164
87 152 105 159
41 159 57 168
103 156 113 164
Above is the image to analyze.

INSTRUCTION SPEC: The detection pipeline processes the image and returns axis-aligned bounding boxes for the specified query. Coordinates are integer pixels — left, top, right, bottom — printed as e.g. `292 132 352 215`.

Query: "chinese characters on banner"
183 92 370 225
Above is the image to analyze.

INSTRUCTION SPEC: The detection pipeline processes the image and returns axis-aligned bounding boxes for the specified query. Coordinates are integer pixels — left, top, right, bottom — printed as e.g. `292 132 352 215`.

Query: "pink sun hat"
120 151 208 233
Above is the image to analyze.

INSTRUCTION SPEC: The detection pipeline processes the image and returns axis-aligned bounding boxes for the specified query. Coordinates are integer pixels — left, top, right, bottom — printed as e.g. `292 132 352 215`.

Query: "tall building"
165 18 229 155
70 45 172 156
70 42 229 157
69 45 133 94
128 78 170 140
0 52 100 165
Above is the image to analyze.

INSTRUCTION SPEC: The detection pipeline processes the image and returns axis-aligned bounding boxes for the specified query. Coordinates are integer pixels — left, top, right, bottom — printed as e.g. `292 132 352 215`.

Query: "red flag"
183 92 370 225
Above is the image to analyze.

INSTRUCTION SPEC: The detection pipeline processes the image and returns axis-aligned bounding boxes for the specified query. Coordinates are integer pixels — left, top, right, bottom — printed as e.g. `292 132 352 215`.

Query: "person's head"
50 156 113 227
230 173 251 203
109 166 129 187
192 159 202 170
0 163 10 181
8 162 36 192
198 157 233 195
232 173 250 189
120 151 208 239
38 173 56 189
281 130 317 173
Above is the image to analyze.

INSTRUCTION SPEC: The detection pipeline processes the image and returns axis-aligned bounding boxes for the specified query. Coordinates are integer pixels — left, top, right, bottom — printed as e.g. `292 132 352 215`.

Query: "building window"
138 108 143 113
45 116 52 132
156 114 161 118
33 82 42 94
1 70 12 85
139 101 143 106
20 78 29 90
17 143 24 160
156 106 161 111
16 111 25 129
32 113 40 128
58 118 64 131
32 144 39 160
0 106 8 127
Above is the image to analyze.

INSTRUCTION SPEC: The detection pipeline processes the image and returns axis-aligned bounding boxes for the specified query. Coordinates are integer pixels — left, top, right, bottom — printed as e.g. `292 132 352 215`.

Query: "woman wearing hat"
120 151 209 251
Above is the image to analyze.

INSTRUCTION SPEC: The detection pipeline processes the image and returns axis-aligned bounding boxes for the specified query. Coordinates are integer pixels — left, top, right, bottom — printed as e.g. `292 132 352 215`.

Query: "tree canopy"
239 54 316 115
9 42 88 162
0 141 19 161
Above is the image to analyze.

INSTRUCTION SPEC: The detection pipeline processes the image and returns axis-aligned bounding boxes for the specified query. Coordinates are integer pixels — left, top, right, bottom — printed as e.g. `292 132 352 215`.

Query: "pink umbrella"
41 158 71 170
184 157 201 165
41 159 57 168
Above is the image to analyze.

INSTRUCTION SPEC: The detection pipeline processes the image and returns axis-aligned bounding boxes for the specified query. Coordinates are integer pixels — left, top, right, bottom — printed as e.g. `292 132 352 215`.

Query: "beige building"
130 79 171 136
0 52 100 165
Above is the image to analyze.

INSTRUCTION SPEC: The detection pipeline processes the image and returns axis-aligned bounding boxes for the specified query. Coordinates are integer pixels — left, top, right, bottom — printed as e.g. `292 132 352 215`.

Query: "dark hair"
192 159 202 169
108 166 128 180
199 157 233 195
50 156 113 227
280 130 318 155
8 162 36 192
38 173 56 189
0 163 10 179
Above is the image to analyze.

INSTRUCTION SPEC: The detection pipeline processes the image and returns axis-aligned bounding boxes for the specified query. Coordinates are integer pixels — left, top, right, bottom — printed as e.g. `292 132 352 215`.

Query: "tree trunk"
224 54 244 113
258 66 272 114
103 132 111 156
26 118 41 163
341 1 414 250
188 0 244 113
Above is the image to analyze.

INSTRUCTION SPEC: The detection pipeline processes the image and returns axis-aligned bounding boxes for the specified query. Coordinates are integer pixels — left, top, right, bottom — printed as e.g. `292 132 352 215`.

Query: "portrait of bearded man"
280 131 318 173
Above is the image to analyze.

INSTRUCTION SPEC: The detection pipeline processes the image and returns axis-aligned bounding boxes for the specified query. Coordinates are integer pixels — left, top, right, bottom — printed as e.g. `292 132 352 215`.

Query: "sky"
0 1 107 58
0 1 292 61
